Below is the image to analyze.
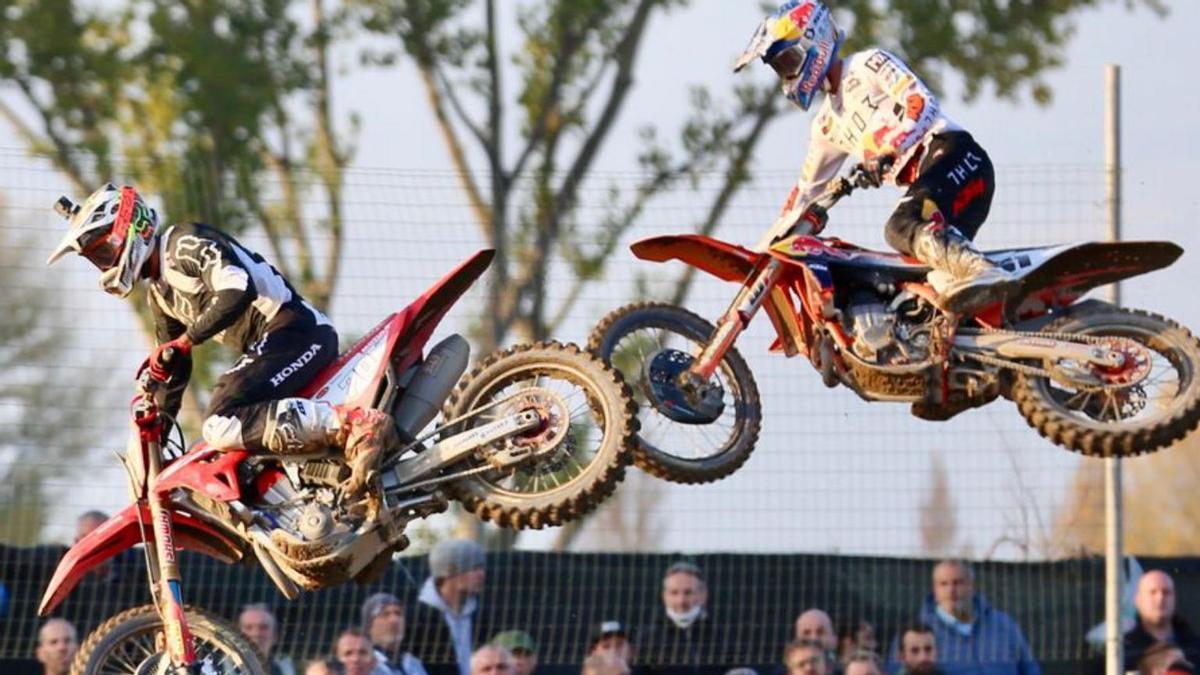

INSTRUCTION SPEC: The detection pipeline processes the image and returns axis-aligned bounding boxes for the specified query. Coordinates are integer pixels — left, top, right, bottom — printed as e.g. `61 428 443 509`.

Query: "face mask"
666 605 704 629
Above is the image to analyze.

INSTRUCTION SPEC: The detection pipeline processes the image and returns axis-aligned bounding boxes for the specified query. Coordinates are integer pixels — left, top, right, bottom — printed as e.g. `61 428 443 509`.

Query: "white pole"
1104 63 1125 675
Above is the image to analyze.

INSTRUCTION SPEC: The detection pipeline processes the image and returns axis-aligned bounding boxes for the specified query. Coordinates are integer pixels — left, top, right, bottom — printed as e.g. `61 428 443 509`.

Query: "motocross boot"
911 222 1018 314
261 400 396 502
334 406 398 503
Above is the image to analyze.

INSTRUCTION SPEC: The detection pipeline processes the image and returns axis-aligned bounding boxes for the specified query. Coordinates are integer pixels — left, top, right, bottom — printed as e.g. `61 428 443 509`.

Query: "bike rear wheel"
71 604 265 675
441 341 637 529
588 302 761 484
1012 307 1200 457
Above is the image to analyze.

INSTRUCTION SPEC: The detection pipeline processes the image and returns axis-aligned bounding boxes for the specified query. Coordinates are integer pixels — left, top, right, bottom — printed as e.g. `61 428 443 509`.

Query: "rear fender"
39 504 243 615
1005 241 1182 318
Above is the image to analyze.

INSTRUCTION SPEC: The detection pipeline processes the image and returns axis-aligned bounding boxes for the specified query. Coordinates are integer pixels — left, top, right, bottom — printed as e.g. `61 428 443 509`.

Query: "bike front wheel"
588 302 761 484
72 604 265 675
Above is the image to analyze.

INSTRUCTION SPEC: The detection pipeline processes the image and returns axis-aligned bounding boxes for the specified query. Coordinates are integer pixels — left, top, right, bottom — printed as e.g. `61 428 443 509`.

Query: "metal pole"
1104 63 1125 675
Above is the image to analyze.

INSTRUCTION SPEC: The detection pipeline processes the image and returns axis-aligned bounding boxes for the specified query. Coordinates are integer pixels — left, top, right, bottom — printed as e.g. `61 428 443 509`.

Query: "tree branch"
3 81 91 193
671 92 780 306
552 0 656 219
311 0 343 311
433 64 492 159
416 63 494 237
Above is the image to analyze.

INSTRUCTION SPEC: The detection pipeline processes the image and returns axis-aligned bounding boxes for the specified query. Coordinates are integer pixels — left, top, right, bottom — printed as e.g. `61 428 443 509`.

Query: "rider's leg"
199 319 395 498
885 131 1014 313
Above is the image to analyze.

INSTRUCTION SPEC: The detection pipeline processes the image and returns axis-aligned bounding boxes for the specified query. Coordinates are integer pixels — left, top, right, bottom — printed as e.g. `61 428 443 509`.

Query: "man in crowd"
410 538 489 675
583 652 632 675
239 603 297 675
588 621 634 666
362 592 429 675
1124 571 1200 670
895 624 943 675
35 619 77 675
915 560 1038 675
637 561 725 673
491 630 538 675
784 639 829 675
470 645 513 675
336 627 392 675
843 652 884 675
795 609 838 665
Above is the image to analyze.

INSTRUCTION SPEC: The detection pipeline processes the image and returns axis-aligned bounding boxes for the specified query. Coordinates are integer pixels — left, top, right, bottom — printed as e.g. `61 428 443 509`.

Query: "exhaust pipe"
393 334 470 439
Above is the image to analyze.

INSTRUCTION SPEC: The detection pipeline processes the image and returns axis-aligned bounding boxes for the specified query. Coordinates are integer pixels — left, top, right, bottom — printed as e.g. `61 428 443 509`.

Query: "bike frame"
39 250 500 669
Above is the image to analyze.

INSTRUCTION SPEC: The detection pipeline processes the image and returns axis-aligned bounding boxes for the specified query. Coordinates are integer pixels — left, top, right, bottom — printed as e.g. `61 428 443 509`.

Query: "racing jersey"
779 48 961 225
148 222 329 352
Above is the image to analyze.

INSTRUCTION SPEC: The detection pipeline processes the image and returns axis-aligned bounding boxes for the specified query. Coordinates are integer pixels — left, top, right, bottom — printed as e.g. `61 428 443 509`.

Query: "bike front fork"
689 259 782 381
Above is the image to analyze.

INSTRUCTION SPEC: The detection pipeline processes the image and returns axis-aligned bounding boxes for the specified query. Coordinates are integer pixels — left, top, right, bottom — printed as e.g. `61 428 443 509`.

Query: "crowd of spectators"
28 529 1200 675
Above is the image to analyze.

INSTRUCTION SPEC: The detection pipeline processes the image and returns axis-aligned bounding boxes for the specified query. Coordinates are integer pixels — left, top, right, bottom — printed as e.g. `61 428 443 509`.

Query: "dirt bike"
589 164 1200 484
40 249 637 674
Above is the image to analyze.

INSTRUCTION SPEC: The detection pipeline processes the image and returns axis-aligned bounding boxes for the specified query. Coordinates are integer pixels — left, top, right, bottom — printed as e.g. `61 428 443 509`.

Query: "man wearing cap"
637 561 727 674
362 592 429 675
409 538 490 675
491 631 538 675
588 621 635 673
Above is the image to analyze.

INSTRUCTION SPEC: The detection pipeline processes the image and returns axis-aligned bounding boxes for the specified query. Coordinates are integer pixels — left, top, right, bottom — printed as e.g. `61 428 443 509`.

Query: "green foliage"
834 0 1167 104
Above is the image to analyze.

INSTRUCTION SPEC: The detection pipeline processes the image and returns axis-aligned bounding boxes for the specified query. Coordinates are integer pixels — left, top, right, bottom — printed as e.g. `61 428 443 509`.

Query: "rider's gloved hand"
859 154 896 189
148 336 193 382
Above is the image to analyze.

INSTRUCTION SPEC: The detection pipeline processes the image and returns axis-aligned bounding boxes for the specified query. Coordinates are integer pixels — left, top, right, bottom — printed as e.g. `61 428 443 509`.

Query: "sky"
1 1 1198 556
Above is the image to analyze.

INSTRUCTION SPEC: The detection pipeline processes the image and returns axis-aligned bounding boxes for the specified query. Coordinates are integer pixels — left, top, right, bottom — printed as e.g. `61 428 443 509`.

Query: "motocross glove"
148 336 192 382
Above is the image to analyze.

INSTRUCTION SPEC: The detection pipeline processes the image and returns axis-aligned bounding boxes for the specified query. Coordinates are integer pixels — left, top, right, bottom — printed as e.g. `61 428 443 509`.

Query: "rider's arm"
167 229 259 346
150 295 192 421
773 124 848 235
859 48 939 158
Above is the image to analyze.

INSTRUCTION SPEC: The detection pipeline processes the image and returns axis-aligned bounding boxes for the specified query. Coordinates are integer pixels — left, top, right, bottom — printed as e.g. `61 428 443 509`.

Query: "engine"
252 461 357 543
843 290 939 364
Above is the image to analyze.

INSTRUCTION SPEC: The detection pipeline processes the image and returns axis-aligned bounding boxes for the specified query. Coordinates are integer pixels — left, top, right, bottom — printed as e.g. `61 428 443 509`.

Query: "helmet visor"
769 45 809 79
79 229 122 271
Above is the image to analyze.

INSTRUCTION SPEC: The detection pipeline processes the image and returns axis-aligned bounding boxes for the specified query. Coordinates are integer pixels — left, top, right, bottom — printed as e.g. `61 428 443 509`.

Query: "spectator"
796 609 839 668
362 592 429 675
470 645 512 675
724 670 760 675
583 652 632 675
1137 642 1194 675
76 510 117 581
844 652 884 675
239 603 297 675
336 627 392 675
895 624 943 675
1124 571 1200 671
637 561 726 673
491 631 538 675
75 510 107 541
913 560 1038 675
35 618 78 675
410 538 489 675
303 657 339 675
588 621 634 665
785 639 829 675
838 620 878 664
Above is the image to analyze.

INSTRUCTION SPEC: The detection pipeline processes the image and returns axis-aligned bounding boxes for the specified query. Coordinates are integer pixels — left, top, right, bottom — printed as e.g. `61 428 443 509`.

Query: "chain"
953 327 1146 392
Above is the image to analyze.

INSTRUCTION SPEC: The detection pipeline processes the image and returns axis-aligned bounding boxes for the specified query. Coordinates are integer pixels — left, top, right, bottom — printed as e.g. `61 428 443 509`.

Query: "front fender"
630 235 762 283
39 503 244 615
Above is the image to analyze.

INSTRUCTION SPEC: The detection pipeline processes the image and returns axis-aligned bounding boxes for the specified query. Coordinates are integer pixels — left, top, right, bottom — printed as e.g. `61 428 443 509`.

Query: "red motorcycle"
41 249 636 674
589 165 1200 484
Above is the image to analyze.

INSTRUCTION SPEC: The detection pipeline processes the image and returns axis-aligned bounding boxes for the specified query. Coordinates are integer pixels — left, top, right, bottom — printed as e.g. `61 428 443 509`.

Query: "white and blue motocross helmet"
734 0 844 111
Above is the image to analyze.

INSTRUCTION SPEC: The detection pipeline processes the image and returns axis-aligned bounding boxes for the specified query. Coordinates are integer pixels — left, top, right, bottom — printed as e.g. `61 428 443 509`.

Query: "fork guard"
39 504 243 616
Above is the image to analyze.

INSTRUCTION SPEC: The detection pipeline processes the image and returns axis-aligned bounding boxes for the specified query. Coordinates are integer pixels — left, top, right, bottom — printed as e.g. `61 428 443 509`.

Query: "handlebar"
821 155 897 208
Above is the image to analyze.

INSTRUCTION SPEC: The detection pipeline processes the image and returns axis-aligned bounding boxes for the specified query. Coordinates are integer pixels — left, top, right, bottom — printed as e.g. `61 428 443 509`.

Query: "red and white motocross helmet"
735 0 843 111
47 183 160 297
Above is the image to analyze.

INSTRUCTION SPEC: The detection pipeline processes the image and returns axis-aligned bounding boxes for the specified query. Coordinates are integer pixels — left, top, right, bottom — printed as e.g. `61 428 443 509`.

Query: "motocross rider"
47 184 395 501
737 0 1017 313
